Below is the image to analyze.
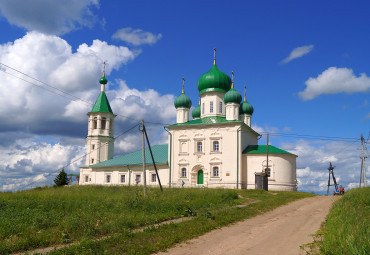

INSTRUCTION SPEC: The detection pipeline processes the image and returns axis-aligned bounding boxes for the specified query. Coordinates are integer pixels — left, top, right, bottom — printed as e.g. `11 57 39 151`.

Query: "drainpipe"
164 127 172 188
236 125 242 189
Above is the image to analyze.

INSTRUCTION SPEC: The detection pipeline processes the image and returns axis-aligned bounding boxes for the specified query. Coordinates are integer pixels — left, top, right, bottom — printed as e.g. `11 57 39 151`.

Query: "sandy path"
157 196 336 255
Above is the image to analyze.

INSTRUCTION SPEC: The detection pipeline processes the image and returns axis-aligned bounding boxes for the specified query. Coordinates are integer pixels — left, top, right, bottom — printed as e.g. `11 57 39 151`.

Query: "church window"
121 175 126 183
202 103 205 114
93 117 97 129
152 174 157 182
210 101 213 113
213 167 219 177
91 144 95 150
265 168 271 177
135 175 141 184
219 102 222 113
197 142 203 152
106 175 111 183
101 117 106 129
91 158 94 164
85 176 89 182
182 168 187 177
213 141 219 152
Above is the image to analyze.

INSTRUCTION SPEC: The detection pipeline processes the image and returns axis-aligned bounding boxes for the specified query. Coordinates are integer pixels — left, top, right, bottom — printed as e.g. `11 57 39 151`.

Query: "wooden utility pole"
360 133 367 187
142 120 147 196
266 133 269 175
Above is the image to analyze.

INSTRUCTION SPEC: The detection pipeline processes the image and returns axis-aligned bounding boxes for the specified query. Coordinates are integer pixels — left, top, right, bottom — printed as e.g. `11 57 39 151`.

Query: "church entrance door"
197 170 203 184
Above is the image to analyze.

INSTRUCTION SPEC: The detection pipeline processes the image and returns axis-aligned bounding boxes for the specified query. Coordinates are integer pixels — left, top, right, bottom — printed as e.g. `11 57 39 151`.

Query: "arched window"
213 141 219 152
181 168 187 177
101 117 106 129
213 167 219 177
197 142 202 152
265 167 271 177
93 117 97 129
202 103 205 114
219 102 222 113
210 101 213 113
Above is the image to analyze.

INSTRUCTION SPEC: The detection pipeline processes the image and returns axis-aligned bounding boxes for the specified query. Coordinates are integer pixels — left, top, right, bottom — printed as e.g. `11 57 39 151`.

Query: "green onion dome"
174 93 192 109
197 64 231 94
224 88 242 104
99 75 108 84
239 100 254 115
192 104 201 118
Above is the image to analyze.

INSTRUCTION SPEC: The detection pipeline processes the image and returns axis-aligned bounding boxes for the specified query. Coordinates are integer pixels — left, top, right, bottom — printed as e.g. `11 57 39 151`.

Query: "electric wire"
0 62 143 123
14 123 141 190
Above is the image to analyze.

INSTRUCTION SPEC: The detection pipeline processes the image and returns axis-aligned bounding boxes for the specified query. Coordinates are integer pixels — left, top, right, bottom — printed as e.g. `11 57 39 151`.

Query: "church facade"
80 56 297 191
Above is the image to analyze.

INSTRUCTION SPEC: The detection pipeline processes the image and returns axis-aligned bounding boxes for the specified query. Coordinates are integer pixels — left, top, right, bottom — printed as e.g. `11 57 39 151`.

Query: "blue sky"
0 0 369 193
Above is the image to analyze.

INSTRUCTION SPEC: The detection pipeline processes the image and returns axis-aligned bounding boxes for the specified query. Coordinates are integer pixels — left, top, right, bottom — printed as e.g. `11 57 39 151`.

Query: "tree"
54 169 69 187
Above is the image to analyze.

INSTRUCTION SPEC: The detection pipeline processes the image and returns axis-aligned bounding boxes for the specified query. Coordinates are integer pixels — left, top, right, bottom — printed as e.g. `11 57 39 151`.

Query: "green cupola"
99 75 107 85
192 98 201 119
174 78 192 109
224 71 242 104
197 49 231 94
239 86 254 115
91 63 113 114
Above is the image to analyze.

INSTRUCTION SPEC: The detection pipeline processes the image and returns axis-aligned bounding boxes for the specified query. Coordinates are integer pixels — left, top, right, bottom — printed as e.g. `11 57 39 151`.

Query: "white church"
79 54 297 191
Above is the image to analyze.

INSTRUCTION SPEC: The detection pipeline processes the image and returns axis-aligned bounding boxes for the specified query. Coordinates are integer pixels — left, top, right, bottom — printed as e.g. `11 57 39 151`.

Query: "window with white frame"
202 103 205 114
197 142 203 152
121 175 126 183
213 166 219 177
91 144 95 150
219 102 222 113
210 101 213 113
135 175 141 184
106 174 111 183
85 175 89 182
91 158 94 164
93 117 97 129
181 168 187 177
151 174 156 182
213 141 219 152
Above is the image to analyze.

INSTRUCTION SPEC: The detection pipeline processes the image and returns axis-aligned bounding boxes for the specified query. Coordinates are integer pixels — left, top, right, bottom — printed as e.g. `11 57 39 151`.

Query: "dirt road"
158 196 336 255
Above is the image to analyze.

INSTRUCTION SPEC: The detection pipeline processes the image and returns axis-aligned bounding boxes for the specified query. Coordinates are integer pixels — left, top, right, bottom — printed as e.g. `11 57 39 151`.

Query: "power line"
15 123 141 190
0 62 144 123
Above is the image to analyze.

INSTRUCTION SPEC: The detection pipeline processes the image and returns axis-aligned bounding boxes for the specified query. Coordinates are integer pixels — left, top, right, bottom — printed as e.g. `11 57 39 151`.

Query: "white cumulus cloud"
112 27 162 46
0 0 99 35
299 67 370 100
281 45 314 64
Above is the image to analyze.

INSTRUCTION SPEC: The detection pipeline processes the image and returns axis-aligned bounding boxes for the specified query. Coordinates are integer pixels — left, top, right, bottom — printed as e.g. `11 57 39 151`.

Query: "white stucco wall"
243 153 297 191
80 164 170 187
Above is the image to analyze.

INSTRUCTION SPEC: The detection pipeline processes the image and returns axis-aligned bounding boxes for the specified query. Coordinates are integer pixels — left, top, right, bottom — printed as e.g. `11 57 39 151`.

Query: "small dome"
239 100 254 115
174 93 192 109
99 75 108 84
192 104 201 118
197 64 231 94
224 88 242 104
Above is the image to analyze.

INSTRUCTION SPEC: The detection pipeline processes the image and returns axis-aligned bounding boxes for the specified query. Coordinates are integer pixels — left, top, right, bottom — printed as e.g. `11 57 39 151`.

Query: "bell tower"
85 63 116 166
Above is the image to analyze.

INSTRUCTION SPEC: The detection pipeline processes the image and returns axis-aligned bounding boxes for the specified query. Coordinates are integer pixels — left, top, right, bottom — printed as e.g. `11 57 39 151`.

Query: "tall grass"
0 185 239 254
319 187 370 255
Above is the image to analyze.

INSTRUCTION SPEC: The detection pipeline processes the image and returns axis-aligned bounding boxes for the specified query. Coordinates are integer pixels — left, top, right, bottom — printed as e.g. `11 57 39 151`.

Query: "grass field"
0 185 314 254
318 187 370 255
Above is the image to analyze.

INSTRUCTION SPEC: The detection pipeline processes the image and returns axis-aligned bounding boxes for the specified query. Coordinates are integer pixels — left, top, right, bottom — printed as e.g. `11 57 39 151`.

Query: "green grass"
318 187 370 255
0 186 313 254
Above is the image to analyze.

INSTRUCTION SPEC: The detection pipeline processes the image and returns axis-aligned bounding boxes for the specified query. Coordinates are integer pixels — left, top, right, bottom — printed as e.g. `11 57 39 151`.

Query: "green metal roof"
243 145 295 155
90 144 168 168
167 116 259 135
91 91 113 113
